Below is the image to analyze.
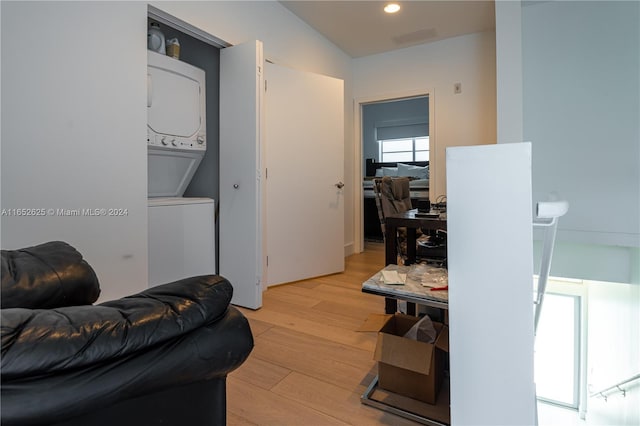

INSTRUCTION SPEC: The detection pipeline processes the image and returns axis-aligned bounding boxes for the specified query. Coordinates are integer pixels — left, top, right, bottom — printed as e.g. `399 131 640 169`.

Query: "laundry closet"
146 17 221 287
144 5 345 310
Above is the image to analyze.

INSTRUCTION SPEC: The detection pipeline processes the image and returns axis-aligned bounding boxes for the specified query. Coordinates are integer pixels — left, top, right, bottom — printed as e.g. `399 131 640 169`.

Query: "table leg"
385 299 415 315
385 297 397 314
406 303 416 316
406 227 417 265
385 224 398 266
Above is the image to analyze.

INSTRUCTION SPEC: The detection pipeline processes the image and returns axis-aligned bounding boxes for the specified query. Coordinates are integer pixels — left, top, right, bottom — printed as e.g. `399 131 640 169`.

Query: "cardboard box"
360 313 449 404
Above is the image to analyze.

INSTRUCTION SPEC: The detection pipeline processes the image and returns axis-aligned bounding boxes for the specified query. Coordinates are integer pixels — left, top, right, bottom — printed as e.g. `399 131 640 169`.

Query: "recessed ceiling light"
384 3 401 14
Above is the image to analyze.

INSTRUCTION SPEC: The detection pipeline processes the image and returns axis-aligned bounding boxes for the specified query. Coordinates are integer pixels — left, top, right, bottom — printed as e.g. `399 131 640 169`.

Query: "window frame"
378 136 430 163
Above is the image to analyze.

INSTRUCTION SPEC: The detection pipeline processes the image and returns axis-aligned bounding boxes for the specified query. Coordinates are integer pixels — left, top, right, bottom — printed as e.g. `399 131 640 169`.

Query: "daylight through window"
379 137 429 162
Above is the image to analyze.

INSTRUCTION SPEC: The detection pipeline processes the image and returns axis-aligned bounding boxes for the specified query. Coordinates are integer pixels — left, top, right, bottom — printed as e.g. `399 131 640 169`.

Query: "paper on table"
380 270 406 285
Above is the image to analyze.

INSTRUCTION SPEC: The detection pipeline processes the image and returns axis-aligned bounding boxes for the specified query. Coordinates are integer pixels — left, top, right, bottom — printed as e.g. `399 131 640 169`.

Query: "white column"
447 142 536 425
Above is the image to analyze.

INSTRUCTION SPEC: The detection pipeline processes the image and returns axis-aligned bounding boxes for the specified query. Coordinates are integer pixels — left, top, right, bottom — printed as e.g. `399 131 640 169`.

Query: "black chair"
1 241 253 426
373 176 446 266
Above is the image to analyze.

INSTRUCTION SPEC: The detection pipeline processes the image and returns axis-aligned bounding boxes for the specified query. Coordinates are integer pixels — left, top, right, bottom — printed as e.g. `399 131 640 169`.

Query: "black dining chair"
373 176 445 265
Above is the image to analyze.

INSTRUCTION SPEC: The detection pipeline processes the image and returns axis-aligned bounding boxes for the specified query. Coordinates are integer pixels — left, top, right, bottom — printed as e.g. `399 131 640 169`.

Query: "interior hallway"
227 242 592 425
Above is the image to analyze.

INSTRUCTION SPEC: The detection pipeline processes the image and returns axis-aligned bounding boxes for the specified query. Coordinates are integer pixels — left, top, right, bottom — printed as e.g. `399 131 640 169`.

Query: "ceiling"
280 1 496 58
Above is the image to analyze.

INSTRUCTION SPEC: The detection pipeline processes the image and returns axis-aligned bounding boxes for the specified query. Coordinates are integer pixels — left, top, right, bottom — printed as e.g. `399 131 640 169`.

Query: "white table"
362 264 448 311
361 264 450 425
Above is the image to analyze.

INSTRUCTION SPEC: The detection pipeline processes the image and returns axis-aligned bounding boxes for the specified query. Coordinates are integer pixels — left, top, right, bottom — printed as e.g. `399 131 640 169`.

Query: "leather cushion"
1 241 100 309
1 275 233 379
1 306 253 425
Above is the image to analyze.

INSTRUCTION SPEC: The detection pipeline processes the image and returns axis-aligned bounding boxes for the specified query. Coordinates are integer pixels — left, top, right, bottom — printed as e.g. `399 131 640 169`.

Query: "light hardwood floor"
227 242 420 425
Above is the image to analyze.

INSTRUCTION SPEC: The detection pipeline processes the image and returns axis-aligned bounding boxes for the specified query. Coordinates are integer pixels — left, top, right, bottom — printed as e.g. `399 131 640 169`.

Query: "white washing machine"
148 197 215 287
147 51 214 286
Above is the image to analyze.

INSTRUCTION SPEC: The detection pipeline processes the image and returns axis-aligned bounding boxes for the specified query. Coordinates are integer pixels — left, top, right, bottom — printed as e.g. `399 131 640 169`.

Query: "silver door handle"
335 182 344 189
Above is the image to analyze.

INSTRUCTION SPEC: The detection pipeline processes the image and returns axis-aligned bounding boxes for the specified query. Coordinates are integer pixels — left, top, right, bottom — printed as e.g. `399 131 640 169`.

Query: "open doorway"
354 90 435 253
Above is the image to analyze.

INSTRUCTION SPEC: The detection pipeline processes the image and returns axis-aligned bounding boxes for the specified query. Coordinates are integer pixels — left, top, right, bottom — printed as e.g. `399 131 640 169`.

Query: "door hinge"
265 79 267 92
265 168 268 179
266 255 269 267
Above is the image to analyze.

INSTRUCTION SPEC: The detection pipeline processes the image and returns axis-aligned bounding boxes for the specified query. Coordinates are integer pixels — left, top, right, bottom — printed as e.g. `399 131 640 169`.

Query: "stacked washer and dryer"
147 50 215 287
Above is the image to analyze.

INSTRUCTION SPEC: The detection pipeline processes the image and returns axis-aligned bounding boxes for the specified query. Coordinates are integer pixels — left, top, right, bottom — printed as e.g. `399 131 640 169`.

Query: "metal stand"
533 200 569 335
361 376 448 426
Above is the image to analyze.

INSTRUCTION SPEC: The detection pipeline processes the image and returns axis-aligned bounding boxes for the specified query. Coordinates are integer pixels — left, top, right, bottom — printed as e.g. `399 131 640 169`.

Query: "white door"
265 62 344 286
219 41 265 309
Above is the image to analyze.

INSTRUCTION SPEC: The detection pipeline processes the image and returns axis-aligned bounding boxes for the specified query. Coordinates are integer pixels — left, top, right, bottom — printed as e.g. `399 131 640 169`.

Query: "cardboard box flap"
357 313 393 332
374 332 434 375
435 325 449 353
384 313 422 335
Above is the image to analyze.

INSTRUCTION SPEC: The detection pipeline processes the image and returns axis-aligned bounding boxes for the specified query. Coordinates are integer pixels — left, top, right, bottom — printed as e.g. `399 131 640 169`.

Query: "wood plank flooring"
227 242 420 425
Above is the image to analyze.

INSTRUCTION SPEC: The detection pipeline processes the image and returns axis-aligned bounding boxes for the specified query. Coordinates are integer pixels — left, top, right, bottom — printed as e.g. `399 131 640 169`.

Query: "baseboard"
344 241 355 257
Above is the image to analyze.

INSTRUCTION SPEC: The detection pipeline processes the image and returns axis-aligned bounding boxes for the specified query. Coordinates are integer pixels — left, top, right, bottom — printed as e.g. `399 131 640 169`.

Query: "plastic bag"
404 314 437 343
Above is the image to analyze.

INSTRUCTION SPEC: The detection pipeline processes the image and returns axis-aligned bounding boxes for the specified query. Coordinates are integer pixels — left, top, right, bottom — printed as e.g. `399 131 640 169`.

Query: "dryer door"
147 52 204 139
148 147 203 197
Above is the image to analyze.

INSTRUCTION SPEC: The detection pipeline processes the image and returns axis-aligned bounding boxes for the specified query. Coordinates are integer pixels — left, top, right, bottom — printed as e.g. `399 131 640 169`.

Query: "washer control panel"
147 130 206 151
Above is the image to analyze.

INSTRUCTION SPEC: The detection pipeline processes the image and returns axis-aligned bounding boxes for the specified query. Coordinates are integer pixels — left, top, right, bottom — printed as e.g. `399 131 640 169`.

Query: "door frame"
353 88 436 254
148 5 229 48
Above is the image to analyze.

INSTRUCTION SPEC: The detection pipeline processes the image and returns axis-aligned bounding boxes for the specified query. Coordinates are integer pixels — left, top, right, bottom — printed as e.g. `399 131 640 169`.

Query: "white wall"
353 31 497 202
1 1 354 300
1 1 148 302
149 1 355 254
586 281 640 425
496 1 639 285
495 0 523 144
495 2 639 422
522 1 639 250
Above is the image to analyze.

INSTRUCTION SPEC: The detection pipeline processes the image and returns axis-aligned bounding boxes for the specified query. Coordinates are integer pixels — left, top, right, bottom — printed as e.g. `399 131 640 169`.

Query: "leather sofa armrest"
1 275 233 379
1 241 100 309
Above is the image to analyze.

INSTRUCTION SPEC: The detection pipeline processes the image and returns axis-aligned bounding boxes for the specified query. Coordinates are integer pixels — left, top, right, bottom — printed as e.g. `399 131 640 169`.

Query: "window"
379 136 429 162
534 277 584 409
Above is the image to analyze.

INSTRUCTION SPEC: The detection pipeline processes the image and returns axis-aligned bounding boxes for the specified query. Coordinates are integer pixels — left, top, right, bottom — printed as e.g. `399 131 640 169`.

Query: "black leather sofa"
1 241 253 426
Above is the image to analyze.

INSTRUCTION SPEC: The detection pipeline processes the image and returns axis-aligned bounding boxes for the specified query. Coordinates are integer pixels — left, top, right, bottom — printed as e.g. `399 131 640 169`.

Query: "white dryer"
148 197 215 287
147 50 206 197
